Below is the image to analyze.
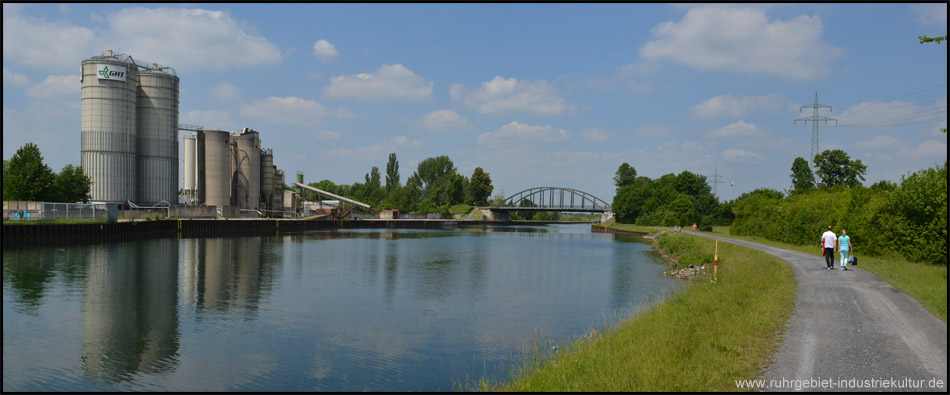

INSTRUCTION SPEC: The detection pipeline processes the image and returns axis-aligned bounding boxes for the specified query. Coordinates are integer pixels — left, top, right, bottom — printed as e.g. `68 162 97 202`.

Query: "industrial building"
181 128 287 218
81 49 179 207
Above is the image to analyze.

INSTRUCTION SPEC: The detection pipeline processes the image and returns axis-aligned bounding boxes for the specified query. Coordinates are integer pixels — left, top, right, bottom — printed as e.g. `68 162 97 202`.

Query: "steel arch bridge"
491 187 611 213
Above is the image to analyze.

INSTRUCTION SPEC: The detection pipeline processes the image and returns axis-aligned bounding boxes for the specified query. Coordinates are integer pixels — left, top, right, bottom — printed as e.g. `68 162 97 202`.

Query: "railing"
3 201 110 221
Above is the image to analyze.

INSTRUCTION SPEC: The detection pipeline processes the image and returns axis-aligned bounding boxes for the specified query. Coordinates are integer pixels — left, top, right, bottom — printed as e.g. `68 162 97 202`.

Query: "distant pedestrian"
692 223 697 233
837 229 852 271
821 225 836 270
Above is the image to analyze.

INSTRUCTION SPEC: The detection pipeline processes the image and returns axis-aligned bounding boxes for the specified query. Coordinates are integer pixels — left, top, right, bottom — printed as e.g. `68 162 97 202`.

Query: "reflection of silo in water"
136 238 179 373
81 50 139 204
182 238 199 305
82 243 139 381
202 238 232 310
136 65 180 205
231 237 262 308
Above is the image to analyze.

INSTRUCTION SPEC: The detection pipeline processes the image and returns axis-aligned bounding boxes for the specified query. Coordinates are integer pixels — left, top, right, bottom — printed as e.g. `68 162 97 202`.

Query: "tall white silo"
81 49 139 205
232 129 261 210
182 133 197 200
136 63 180 205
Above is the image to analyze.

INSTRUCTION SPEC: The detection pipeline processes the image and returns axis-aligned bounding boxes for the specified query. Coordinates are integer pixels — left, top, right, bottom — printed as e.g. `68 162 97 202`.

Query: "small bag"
849 255 857 266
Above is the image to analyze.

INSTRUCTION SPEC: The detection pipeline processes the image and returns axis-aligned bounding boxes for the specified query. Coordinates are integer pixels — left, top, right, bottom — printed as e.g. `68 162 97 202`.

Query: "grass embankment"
708 226 947 322
479 224 796 391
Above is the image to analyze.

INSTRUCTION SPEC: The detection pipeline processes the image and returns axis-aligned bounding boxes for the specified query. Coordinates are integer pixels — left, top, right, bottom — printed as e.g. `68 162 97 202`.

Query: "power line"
825 53 947 91
795 91 837 161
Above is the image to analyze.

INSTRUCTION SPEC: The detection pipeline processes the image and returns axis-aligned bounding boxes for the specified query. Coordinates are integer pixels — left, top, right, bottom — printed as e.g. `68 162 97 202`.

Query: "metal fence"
3 201 110 221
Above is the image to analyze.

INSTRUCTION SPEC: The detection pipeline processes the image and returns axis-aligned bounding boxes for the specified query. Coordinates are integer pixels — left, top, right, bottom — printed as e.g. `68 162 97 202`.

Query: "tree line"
3 143 92 203
610 163 729 230
300 153 494 216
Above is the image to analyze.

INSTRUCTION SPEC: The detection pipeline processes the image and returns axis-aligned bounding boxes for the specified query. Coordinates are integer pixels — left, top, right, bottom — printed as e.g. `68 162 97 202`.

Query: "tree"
813 149 867 188
5 143 55 201
613 163 637 191
467 167 493 206
673 170 710 198
50 164 92 203
919 35 948 45
385 153 400 193
790 157 815 194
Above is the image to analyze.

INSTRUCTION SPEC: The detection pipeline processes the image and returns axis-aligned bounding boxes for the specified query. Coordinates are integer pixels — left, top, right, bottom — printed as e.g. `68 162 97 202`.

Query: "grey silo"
81 50 139 204
200 130 232 211
273 169 284 215
260 149 275 211
136 64 180 205
231 130 261 210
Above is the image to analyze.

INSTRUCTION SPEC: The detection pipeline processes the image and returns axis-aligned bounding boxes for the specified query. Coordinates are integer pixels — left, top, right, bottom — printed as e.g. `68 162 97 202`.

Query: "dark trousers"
824 247 835 268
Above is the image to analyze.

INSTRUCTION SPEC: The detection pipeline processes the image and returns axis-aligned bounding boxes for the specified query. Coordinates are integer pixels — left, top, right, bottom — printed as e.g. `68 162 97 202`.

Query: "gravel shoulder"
693 233 947 392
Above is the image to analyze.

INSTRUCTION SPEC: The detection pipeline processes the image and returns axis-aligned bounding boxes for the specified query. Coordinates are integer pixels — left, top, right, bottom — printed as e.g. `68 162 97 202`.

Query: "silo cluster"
182 128 285 217
81 50 179 206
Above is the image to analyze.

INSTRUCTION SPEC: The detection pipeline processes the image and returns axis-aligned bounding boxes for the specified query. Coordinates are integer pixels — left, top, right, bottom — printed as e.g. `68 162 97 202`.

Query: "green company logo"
98 66 111 79
97 65 125 80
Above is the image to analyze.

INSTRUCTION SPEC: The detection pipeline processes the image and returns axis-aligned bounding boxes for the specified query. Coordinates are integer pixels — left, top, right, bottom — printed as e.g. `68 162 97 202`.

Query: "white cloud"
450 76 569 115
3 66 33 86
324 144 396 159
912 140 947 157
316 130 341 140
584 62 658 93
25 74 80 100
384 135 422 147
580 128 610 142
2 7 98 70
476 121 570 145
854 135 902 151
242 97 353 125
721 148 765 163
3 6 282 72
640 5 843 80
420 109 473 132
312 39 338 62
709 120 764 139
909 4 947 26
209 82 243 101
692 93 788 118
107 7 282 71
323 64 433 101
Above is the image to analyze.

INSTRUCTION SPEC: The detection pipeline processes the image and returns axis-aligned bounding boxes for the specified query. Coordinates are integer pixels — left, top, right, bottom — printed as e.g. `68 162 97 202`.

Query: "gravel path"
693 233 947 392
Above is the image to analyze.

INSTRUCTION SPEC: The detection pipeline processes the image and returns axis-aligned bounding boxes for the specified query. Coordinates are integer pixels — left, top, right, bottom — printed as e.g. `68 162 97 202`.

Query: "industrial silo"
81 49 139 205
199 130 232 211
136 63 180 205
272 168 284 216
182 133 197 201
232 129 260 210
260 149 274 211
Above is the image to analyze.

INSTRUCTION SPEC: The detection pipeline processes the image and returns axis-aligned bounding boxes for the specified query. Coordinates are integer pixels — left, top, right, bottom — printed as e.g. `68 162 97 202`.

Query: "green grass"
2 218 107 225
449 204 474 215
474 225 796 391
707 226 947 322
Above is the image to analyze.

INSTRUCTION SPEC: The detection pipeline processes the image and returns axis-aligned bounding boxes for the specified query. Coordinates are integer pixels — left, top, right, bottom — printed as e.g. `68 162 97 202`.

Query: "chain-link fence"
3 201 112 221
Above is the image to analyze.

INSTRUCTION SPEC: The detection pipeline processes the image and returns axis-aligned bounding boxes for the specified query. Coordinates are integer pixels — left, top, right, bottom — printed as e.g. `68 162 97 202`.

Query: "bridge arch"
498 187 611 212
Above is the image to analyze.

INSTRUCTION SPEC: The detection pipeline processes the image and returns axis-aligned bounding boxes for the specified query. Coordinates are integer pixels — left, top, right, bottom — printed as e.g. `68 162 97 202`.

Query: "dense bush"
657 232 716 269
730 162 946 265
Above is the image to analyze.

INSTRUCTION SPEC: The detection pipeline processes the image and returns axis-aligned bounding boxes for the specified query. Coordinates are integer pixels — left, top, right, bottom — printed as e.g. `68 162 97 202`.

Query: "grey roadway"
692 233 947 392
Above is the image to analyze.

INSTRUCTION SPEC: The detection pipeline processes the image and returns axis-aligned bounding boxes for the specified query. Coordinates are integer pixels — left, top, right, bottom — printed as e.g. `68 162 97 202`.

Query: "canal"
2 224 685 391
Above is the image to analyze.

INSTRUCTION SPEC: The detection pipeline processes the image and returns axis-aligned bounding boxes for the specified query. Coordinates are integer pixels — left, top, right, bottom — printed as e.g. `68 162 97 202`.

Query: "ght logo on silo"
96 64 127 81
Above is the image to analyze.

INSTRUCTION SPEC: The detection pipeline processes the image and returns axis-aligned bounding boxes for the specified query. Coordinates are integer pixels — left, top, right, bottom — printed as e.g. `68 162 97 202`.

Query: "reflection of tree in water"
3 243 91 315
81 238 180 384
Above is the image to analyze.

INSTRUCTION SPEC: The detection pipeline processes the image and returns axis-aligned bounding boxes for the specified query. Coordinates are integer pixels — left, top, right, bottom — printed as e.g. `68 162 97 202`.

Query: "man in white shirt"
820 225 837 270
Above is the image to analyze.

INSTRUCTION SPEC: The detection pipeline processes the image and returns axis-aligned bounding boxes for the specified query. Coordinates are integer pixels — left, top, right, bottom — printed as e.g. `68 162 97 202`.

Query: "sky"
3 3 947 203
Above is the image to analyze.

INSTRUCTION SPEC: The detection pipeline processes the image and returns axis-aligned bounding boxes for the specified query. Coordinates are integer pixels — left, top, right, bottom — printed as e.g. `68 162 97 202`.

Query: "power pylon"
795 91 837 162
709 166 725 200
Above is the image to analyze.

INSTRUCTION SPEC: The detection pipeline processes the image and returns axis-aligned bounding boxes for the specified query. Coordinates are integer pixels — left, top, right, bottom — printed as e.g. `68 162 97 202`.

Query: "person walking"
837 229 852 271
821 225 836 270
692 223 697 233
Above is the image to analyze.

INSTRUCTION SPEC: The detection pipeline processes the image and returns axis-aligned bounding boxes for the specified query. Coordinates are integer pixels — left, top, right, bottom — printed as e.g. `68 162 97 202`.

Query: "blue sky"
3 3 947 203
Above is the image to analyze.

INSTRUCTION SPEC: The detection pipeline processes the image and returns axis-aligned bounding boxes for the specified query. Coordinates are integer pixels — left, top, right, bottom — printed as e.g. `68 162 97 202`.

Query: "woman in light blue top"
837 229 852 271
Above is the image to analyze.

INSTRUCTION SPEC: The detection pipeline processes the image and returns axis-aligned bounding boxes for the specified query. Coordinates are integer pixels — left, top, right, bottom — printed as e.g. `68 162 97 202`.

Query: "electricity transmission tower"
795 91 837 161
709 166 725 200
